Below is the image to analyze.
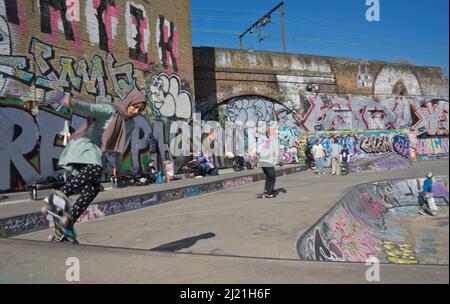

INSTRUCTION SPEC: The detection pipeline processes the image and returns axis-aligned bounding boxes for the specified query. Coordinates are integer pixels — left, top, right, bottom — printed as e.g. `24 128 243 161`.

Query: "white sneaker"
331 172 336 175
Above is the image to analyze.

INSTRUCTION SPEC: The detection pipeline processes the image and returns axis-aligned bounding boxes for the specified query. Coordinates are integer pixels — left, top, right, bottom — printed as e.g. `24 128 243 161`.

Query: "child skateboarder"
340 144 350 175
419 172 438 216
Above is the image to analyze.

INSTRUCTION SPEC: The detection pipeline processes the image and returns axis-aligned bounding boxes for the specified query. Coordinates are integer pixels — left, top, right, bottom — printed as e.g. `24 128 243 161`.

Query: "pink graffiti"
93 0 120 52
44 4 83 51
162 21 179 74
359 194 388 217
130 13 152 69
416 137 449 156
9 0 28 35
77 205 105 223
329 207 382 262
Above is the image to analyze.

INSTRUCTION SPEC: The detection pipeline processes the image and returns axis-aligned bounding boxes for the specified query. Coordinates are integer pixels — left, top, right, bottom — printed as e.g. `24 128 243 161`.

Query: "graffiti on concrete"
222 176 253 189
371 155 412 171
301 95 396 132
221 96 302 163
298 176 449 264
222 96 301 128
0 213 47 237
382 241 418 264
392 135 410 158
359 134 392 154
301 95 448 136
77 204 106 224
409 99 449 136
278 126 300 163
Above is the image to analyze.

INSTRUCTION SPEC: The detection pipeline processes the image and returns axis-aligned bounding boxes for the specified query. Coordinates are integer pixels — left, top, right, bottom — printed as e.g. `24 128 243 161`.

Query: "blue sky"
190 0 449 77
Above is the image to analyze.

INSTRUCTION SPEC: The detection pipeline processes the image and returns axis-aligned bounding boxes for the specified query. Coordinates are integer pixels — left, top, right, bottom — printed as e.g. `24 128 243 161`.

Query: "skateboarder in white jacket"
257 128 279 198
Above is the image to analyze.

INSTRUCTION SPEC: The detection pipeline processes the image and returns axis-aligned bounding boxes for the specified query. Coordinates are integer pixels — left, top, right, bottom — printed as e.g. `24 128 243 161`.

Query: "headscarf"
71 89 146 154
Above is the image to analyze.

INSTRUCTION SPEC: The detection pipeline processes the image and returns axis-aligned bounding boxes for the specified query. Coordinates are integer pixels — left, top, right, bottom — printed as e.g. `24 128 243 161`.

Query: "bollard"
30 185 38 200
112 168 118 188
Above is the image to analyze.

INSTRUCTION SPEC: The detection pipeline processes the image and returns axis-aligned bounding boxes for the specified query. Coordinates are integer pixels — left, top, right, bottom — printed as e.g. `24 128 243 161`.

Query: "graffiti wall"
0 0 193 191
309 130 411 161
219 95 448 138
218 95 448 165
409 135 449 160
297 176 449 265
301 95 448 136
220 96 302 163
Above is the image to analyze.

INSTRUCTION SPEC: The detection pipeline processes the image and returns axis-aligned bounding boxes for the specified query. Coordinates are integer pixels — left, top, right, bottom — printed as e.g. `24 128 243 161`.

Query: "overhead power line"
239 1 286 53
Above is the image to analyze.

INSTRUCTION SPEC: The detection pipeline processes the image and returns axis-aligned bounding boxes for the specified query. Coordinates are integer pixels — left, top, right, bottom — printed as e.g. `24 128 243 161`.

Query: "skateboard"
256 187 287 198
41 190 78 244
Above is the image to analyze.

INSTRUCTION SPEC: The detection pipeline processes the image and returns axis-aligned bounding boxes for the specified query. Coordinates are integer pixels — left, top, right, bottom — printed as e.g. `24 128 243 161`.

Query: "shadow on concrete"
149 232 216 252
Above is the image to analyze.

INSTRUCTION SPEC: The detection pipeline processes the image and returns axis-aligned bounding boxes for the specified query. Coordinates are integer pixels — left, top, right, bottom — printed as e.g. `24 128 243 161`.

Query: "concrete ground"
0 166 269 219
2 159 449 283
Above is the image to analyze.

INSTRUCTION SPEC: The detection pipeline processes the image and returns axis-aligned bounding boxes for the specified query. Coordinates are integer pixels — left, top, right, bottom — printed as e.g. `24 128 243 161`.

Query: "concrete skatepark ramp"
298 176 449 265
350 154 412 173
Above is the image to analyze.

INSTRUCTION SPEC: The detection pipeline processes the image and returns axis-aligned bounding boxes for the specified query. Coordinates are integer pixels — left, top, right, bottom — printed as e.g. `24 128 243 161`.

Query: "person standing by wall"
340 144 351 175
330 139 341 175
312 139 326 175
257 127 279 198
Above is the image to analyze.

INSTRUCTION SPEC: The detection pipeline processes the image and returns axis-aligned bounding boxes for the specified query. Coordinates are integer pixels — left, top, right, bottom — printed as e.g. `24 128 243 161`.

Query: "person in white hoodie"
257 127 279 198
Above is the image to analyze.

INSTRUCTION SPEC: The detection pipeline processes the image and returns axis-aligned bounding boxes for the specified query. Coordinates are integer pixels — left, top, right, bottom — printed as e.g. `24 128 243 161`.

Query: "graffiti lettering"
157 15 179 74
125 1 150 67
393 135 410 158
75 55 111 103
39 0 82 50
360 135 392 154
416 137 449 159
89 0 118 52
410 99 449 136
146 72 193 119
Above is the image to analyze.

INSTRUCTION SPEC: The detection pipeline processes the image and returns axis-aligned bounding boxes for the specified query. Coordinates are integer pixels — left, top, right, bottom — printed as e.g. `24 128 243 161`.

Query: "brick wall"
194 47 449 108
0 0 194 191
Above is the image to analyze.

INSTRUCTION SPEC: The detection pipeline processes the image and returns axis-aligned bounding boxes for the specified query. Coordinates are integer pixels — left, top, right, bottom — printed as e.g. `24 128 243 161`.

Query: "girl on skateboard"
55 89 147 240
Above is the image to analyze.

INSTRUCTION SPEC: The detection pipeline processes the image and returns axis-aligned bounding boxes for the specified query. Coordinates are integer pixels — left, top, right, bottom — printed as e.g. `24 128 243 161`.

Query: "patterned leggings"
60 164 102 223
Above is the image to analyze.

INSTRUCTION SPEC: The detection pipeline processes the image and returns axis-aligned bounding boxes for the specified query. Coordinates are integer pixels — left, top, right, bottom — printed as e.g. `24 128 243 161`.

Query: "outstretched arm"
62 95 115 119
